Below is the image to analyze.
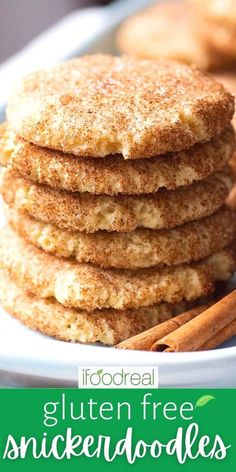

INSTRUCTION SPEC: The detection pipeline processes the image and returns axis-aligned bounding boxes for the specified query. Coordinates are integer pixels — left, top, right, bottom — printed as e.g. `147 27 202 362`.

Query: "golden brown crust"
0 123 234 195
0 169 233 233
5 204 236 269
213 73 236 125
0 226 235 311
212 74 236 173
0 269 192 345
6 55 234 159
117 2 223 70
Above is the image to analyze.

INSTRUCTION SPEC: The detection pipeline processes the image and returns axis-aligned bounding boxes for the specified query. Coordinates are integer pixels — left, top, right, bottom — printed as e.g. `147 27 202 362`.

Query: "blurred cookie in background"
116 1 227 71
189 0 236 63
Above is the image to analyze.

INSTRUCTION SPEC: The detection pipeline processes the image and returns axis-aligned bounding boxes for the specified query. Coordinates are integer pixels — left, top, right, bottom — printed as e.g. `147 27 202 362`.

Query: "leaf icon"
195 395 215 408
96 369 103 376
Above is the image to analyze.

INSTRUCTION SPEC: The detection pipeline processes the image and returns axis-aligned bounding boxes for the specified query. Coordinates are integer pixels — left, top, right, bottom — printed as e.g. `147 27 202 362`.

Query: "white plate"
0 190 235 388
0 307 236 387
0 0 236 387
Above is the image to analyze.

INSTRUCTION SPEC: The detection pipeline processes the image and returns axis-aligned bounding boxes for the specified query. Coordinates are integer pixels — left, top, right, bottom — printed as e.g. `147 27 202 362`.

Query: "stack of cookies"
0 55 235 346
117 0 236 208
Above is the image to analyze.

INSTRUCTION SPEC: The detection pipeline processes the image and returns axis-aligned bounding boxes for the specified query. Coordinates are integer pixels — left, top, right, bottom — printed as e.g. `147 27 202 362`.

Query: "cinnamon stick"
199 319 236 350
115 303 210 350
152 289 236 352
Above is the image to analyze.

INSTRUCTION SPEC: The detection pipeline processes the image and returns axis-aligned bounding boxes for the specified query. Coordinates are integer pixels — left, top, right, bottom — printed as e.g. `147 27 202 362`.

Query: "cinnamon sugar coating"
6 55 234 159
0 169 233 233
0 123 234 195
0 226 235 311
212 74 236 174
5 205 236 269
213 74 236 119
0 270 192 345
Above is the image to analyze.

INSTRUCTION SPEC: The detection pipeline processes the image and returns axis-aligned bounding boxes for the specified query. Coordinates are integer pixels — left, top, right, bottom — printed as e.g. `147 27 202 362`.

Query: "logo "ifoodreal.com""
78 366 159 389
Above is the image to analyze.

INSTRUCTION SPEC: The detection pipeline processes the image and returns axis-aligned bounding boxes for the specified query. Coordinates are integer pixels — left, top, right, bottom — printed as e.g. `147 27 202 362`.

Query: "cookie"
0 226 234 311
0 269 193 345
190 0 236 59
0 169 232 233
6 205 236 269
213 73 236 125
117 2 223 70
7 55 234 159
191 0 236 22
0 123 234 195
213 73 236 174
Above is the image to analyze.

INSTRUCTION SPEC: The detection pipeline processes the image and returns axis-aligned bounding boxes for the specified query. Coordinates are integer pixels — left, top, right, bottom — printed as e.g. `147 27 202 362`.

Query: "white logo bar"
78 366 159 389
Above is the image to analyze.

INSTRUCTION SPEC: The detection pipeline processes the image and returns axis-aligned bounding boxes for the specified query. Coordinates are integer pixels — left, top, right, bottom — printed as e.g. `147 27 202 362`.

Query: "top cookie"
7 55 234 159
